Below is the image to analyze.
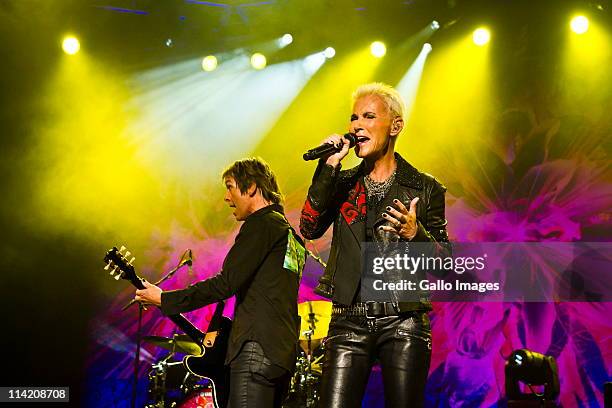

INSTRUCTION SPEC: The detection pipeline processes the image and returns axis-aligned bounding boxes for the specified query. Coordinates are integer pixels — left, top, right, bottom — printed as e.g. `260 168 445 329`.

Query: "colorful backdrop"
0 1 610 406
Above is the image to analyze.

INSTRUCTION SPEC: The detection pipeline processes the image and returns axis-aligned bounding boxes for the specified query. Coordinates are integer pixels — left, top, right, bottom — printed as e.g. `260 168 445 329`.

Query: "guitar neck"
208 301 225 332
167 314 205 345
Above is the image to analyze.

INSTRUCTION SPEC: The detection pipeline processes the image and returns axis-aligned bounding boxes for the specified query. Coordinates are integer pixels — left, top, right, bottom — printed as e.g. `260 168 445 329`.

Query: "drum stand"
303 330 318 408
145 339 178 408
291 329 320 407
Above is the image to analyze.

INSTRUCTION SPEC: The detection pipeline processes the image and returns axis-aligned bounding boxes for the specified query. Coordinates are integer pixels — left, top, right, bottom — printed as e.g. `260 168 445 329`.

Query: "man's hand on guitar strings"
135 280 163 307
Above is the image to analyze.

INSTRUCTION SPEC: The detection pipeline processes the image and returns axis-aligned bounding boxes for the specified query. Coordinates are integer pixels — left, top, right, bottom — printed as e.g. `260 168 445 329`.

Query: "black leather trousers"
319 312 432 408
228 341 291 408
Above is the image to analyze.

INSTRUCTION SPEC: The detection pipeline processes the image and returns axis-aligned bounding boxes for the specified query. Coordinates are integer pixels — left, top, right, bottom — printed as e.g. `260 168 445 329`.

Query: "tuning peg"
129 257 135 265
110 266 118 276
104 262 112 271
119 246 126 253
124 251 131 259
114 274 122 280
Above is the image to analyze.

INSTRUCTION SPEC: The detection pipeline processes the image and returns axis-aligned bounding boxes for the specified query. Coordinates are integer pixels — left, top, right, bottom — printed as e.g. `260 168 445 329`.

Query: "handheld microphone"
186 249 194 276
179 249 193 267
303 133 357 161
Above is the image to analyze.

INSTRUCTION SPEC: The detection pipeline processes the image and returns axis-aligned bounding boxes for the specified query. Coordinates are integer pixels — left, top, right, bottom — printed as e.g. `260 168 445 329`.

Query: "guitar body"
184 316 232 408
103 246 232 408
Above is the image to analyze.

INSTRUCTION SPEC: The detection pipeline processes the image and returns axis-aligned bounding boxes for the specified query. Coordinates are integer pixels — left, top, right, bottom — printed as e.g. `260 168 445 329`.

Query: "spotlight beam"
395 43 432 122
125 55 323 182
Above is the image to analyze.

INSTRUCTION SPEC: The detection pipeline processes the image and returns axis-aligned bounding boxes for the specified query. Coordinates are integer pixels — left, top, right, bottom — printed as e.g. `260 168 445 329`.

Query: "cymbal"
143 334 202 355
298 300 332 341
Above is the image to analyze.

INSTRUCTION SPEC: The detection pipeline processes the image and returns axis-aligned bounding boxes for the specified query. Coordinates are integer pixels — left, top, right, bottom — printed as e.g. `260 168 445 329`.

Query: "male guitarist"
135 157 305 408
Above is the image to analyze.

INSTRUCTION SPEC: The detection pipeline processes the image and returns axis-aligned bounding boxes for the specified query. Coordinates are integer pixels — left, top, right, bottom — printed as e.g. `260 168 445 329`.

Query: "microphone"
123 249 194 311
186 249 194 276
179 249 192 267
303 133 357 161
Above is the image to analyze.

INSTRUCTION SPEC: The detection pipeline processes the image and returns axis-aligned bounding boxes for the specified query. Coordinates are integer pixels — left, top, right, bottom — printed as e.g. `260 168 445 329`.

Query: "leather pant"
319 312 432 408
228 341 290 408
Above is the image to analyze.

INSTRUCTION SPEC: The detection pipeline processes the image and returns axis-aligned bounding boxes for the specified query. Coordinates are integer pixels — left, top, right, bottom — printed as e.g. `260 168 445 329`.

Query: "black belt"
332 302 426 318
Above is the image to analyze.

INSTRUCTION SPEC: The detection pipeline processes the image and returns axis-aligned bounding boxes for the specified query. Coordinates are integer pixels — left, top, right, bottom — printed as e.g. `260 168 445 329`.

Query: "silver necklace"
364 169 396 201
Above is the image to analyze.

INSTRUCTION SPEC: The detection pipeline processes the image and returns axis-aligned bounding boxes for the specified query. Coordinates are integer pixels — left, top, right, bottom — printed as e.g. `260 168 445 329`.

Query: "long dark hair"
222 157 283 204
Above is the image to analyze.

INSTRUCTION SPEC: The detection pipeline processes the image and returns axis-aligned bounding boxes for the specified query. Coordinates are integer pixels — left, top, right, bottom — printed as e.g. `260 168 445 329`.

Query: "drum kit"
284 300 331 408
143 300 332 408
143 334 217 408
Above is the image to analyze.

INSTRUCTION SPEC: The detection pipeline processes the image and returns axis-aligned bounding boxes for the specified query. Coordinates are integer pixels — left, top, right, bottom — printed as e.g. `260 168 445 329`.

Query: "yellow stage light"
473 28 490 46
570 15 589 34
251 53 267 70
201 55 218 72
62 36 80 55
324 47 336 58
370 41 386 58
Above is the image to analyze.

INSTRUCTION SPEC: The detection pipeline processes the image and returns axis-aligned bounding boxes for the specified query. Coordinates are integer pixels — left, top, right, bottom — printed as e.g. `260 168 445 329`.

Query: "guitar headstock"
103 246 143 289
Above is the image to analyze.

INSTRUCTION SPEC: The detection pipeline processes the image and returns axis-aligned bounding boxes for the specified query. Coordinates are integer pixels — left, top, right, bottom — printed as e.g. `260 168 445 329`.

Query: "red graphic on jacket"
340 180 366 225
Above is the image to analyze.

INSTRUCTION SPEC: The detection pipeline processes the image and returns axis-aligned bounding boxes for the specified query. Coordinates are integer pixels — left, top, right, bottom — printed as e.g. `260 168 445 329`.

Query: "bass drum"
147 359 218 408
176 386 216 408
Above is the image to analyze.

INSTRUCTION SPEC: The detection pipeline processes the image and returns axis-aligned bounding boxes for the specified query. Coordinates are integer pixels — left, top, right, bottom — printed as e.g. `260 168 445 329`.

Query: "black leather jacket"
300 153 450 308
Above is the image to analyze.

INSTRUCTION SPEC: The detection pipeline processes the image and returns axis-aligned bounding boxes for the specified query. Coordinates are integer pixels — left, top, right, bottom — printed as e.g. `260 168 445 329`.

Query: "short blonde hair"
352 82 406 120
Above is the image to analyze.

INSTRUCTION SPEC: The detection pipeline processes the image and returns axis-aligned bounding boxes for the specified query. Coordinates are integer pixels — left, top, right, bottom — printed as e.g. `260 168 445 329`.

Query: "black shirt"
160 204 304 371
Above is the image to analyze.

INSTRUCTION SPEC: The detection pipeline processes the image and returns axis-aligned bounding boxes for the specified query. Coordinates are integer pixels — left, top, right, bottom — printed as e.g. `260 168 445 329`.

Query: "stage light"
505 349 560 404
201 55 218 72
324 47 336 58
423 43 432 53
570 15 589 34
473 28 490 46
370 41 386 58
250 53 267 70
280 33 293 46
62 36 80 55
431 20 440 30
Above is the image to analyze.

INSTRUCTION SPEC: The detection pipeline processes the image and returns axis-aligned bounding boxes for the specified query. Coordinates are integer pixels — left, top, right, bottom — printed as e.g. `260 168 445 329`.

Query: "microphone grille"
344 133 357 147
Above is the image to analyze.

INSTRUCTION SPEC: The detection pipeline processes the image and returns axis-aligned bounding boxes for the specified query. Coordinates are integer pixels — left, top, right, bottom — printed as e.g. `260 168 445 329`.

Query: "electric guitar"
103 246 231 408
